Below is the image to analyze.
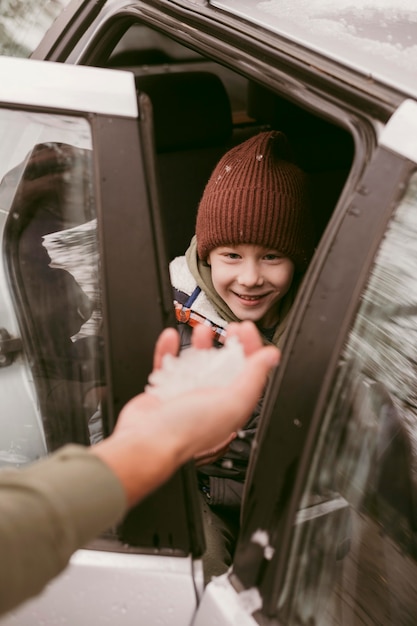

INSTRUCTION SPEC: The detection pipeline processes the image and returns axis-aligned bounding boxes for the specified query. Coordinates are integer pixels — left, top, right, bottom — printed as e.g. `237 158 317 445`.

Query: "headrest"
135 71 232 152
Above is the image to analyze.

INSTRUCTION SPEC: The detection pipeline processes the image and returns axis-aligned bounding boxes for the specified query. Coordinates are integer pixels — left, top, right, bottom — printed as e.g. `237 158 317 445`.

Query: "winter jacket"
170 236 300 510
0 445 126 616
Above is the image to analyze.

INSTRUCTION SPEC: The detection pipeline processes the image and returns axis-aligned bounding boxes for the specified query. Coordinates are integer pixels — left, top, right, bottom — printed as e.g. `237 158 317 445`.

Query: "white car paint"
0 55 138 118
0 550 201 625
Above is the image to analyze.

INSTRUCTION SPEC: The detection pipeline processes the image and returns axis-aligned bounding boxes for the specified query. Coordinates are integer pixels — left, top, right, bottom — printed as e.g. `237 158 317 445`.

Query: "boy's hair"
195 130 314 271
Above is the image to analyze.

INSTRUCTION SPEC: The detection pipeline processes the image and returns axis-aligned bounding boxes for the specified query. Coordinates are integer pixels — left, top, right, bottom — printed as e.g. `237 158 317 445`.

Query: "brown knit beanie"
196 130 314 271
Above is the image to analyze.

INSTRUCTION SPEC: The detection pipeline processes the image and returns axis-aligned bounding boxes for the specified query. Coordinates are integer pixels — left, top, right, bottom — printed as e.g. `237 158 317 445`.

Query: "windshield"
213 0 417 98
1 0 70 57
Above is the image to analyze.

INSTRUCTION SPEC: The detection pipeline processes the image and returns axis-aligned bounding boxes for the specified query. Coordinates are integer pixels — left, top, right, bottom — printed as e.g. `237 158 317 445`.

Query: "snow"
216 0 417 96
146 335 246 400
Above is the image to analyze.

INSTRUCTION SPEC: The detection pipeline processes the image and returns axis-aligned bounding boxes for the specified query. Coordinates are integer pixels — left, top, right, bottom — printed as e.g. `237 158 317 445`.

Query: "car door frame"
227 100 417 622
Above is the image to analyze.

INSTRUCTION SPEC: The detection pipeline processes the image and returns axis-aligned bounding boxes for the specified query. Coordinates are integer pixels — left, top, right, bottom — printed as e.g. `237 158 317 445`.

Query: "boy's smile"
208 244 295 328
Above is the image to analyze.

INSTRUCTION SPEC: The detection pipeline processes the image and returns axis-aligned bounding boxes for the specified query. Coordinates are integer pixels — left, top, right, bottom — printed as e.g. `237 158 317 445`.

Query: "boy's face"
207 244 295 328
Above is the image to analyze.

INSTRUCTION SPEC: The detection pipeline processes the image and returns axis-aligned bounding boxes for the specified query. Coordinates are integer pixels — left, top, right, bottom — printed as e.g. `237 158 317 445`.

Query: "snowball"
146 335 246 400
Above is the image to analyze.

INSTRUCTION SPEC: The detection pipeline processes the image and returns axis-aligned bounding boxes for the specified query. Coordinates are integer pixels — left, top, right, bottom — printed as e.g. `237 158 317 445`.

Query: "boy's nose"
237 261 264 287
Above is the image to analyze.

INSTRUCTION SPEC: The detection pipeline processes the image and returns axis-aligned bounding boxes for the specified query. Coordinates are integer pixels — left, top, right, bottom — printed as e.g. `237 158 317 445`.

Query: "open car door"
0 55 204 625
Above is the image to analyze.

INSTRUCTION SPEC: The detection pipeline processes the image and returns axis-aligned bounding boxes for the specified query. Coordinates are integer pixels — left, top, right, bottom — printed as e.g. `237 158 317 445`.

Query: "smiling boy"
207 244 295 329
169 130 314 581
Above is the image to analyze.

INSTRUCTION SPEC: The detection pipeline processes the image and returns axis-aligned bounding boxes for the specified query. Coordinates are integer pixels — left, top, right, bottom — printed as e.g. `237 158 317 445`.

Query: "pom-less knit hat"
195 130 314 271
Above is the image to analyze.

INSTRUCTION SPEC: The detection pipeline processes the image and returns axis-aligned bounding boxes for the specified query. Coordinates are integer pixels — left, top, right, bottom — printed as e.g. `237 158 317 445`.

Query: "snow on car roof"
213 0 417 98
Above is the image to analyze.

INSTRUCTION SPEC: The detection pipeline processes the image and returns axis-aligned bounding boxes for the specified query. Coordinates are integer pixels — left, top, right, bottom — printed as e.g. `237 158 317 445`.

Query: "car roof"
212 0 417 99
3 0 416 101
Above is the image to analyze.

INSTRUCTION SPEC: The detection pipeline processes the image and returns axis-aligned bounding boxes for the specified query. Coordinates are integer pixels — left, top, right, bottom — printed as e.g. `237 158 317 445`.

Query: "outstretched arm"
0 321 279 615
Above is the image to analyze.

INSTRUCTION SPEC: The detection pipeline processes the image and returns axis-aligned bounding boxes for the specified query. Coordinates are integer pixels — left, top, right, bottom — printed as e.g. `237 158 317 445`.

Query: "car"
1 1 417 624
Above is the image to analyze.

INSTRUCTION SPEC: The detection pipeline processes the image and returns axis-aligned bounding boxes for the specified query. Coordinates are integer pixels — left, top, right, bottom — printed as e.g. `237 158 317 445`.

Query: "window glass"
0 109 104 466
1 0 70 57
279 171 417 624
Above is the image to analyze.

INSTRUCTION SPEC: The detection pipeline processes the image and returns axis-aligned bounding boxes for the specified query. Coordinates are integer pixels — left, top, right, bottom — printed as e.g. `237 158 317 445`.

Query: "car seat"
135 71 233 260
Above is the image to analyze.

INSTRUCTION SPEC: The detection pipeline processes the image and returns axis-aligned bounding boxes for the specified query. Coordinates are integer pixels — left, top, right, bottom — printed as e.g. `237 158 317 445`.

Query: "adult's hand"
92 321 280 506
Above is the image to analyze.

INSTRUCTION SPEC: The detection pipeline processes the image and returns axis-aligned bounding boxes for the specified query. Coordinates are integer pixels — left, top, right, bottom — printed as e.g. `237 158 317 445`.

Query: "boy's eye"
225 252 241 259
264 253 280 261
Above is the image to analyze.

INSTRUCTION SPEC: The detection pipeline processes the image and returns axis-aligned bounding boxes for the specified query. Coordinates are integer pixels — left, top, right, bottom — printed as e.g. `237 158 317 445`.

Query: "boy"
169 130 314 581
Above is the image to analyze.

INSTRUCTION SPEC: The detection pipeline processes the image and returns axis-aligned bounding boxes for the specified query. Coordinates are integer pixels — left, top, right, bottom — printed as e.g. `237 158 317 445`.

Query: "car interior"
103 22 355 264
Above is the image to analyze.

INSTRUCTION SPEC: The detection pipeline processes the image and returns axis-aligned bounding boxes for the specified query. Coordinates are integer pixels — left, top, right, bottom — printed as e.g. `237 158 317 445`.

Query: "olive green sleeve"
0 444 127 616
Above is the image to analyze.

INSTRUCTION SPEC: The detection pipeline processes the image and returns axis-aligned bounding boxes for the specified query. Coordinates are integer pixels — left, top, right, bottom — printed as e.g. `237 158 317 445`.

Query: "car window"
0 108 104 461
278 170 417 624
1 0 70 57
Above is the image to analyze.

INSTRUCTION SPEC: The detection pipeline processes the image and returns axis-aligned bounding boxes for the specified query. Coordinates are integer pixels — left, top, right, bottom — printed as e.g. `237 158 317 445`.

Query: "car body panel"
379 99 417 162
0 550 199 625
194 574 260 626
0 55 138 117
